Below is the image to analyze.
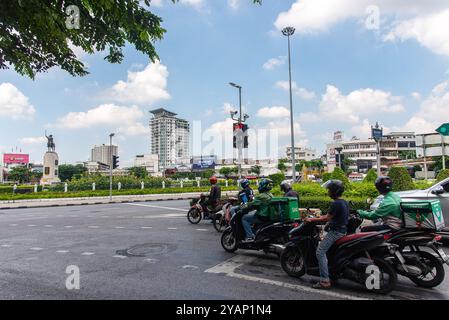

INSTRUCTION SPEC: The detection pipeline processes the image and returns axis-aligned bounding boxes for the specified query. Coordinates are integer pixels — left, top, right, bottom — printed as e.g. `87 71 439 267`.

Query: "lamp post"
229 82 249 179
335 147 343 169
282 26 297 183
109 133 115 201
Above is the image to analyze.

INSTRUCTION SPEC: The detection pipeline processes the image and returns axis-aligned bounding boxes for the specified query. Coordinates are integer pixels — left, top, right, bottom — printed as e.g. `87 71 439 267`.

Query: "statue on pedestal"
45 131 56 152
41 132 60 185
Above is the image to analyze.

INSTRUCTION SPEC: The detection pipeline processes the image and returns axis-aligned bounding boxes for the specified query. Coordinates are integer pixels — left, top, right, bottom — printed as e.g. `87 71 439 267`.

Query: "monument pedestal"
40 151 61 185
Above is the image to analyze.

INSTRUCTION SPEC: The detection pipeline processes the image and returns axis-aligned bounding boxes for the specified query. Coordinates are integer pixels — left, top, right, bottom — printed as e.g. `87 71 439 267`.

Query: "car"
370 177 449 236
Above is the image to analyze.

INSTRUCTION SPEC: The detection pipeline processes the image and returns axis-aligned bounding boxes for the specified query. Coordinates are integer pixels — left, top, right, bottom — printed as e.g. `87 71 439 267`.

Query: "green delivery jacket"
239 192 273 220
357 192 403 230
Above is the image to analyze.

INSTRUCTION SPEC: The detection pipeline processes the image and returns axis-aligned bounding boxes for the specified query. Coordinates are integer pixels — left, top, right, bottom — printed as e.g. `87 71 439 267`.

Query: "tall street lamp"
229 82 248 179
109 133 115 201
282 26 297 183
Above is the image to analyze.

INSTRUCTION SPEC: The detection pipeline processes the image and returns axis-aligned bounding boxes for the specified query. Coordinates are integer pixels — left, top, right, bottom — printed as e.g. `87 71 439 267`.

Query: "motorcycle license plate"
437 248 449 263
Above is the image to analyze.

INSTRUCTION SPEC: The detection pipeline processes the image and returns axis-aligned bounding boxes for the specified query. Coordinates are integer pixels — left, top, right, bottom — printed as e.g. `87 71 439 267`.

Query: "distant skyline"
1 1 449 166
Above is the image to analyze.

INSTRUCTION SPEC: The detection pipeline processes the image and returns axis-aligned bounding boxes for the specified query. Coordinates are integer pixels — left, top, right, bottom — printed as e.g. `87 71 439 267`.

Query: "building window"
45 167 50 175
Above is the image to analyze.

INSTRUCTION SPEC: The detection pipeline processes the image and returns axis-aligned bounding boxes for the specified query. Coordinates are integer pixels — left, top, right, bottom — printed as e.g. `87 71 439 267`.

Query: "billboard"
3 153 30 165
192 156 217 170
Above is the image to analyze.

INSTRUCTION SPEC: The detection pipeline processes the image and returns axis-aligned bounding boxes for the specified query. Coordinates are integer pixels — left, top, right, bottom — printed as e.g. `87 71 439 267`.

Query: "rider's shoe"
241 237 254 244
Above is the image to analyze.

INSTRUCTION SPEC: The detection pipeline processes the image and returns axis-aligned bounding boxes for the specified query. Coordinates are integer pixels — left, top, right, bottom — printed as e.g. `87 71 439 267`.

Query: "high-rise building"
90 144 118 168
134 154 159 175
150 108 190 170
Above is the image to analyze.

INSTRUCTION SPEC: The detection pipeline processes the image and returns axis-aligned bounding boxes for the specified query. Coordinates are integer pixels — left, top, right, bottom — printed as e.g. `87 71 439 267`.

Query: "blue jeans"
316 230 346 282
242 211 263 239
230 206 240 217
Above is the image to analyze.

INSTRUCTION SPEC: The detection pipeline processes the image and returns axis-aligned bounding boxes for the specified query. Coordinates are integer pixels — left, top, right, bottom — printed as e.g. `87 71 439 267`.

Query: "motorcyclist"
230 179 254 217
239 178 274 242
357 176 403 232
280 180 299 202
205 176 221 214
304 180 349 289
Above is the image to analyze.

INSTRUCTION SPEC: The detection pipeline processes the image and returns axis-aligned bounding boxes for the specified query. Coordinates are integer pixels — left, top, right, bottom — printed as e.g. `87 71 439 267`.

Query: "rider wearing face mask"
357 176 403 232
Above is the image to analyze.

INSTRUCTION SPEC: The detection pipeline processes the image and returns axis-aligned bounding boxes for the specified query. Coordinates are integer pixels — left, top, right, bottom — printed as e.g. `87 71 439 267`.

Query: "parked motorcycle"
280 218 398 294
221 205 300 256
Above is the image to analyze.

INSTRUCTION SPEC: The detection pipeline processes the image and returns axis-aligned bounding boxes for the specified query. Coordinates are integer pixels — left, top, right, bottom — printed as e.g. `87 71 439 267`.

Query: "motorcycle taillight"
383 234 391 241
435 235 442 241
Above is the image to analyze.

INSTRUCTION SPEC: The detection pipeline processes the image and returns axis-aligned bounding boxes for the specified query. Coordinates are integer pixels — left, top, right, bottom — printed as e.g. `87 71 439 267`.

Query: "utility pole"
371 122 383 177
282 26 297 183
109 133 115 201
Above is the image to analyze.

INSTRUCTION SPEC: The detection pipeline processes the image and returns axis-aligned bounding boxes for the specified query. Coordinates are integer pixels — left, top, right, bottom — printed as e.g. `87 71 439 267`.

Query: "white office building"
286 146 317 162
90 144 118 168
134 154 159 175
150 108 190 170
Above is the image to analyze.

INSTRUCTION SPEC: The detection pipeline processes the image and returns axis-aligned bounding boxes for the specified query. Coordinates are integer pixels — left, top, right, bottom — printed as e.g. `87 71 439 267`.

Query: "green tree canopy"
59 164 87 182
436 169 449 182
8 166 30 183
0 0 261 78
363 168 378 184
388 166 414 191
250 165 261 176
128 166 148 179
330 167 350 189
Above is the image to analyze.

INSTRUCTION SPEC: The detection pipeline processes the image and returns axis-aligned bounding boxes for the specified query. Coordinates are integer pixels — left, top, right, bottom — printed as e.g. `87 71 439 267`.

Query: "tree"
8 166 30 183
268 173 286 186
388 166 414 191
219 167 237 179
363 168 378 184
436 169 449 182
59 164 87 182
0 0 261 79
330 167 350 189
277 162 287 172
128 166 148 179
250 165 261 176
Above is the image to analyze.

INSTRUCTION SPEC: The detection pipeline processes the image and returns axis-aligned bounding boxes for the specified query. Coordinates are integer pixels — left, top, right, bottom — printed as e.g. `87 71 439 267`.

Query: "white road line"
56 250 69 254
44 225 54 228
113 255 127 259
27 224 37 227
64 226 73 228
196 229 208 232
182 265 199 270
126 203 187 212
9 224 18 227
115 226 125 229
88 226 100 229
1 244 12 248
141 227 153 229
204 256 370 301
82 252 95 256
168 227 178 230
144 258 159 264
30 247 43 251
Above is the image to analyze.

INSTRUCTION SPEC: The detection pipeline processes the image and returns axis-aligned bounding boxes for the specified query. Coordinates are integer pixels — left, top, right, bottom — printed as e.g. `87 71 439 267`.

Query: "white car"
370 177 449 235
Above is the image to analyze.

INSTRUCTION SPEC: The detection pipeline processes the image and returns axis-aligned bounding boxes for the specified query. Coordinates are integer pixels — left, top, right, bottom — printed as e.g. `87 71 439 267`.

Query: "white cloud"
19 137 46 145
222 102 237 114
228 0 240 10
256 106 290 118
55 104 146 135
267 119 305 139
317 85 404 123
179 0 204 9
118 122 151 136
108 61 170 105
275 81 316 100
274 1 449 57
0 83 35 120
411 92 422 100
263 56 286 70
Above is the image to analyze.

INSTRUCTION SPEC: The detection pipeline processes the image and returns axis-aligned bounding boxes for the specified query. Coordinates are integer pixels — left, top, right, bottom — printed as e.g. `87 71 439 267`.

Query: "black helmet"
258 178 273 193
322 180 345 198
375 176 393 194
280 180 292 193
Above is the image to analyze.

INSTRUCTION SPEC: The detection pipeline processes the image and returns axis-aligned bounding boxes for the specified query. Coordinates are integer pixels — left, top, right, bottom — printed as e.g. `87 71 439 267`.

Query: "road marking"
88 226 100 229
27 224 37 227
44 225 54 228
9 224 18 227
113 255 127 259
168 227 178 230
30 247 43 251
196 229 208 232
204 255 370 301
126 203 187 212
141 227 153 229
82 252 95 256
115 226 125 229
64 226 73 228
1 244 12 248
182 265 199 270
144 258 159 264
56 250 69 254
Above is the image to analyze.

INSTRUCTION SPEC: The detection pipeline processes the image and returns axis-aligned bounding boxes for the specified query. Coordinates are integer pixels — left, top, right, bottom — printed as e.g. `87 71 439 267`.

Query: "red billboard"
3 153 30 165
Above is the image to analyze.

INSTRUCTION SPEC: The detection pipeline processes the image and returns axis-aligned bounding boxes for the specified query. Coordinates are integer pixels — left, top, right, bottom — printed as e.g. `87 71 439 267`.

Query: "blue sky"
1 0 449 167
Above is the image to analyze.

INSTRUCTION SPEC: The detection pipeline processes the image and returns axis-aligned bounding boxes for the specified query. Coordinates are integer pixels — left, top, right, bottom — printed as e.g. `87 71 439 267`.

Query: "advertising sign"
3 153 30 165
371 127 383 141
192 156 217 171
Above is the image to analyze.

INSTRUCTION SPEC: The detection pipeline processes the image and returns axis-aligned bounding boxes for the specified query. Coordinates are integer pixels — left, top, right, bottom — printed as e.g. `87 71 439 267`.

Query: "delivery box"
400 200 445 231
268 197 299 221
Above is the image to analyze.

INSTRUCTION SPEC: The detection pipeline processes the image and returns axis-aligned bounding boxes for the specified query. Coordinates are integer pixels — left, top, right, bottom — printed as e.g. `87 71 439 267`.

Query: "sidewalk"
0 191 239 210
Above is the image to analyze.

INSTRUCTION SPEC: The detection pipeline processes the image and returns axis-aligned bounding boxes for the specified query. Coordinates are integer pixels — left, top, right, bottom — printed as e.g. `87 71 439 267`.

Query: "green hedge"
436 169 449 182
298 196 370 212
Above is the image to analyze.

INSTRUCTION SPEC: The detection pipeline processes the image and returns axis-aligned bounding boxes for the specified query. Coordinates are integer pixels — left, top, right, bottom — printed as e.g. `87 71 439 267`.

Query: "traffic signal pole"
109 133 115 201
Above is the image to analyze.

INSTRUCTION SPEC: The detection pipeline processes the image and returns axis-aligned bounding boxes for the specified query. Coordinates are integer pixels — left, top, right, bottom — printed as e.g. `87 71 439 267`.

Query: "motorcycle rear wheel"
187 208 202 224
409 251 445 288
371 258 397 294
221 228 237 253
280 246 306 278
213 213 227 233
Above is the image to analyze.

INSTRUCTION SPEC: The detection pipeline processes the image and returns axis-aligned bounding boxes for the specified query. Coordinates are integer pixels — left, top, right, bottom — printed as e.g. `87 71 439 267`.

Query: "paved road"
0 200 448 300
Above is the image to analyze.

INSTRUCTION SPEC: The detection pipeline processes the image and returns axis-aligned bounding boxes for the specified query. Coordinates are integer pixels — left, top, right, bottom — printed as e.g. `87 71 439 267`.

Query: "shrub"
330 167 350 189
388 166 414 191
322 172 332 182
363 169 378 183
268 172 286 186
436 169 449 182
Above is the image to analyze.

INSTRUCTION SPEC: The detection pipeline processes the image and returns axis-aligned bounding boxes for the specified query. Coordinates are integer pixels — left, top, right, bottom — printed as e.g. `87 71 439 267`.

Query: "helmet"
322 179 345 198
258 178 273 193
209 176 218 184
240 179 250 189
375 176 393 194
280 180 292 193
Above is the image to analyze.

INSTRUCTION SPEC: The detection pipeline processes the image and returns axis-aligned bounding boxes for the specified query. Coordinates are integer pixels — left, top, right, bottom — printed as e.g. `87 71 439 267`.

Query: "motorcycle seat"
335 232 378 246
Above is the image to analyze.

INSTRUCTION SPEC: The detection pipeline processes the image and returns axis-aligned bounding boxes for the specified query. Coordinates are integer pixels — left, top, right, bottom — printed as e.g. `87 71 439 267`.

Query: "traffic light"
233 123 249 149
112 155 119 169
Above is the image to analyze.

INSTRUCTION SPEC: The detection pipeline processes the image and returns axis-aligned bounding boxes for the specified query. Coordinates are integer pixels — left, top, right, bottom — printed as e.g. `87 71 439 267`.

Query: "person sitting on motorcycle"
239 178 274 243
304 180 349 290
205 176 222 214
357 176 403 232
230 179 255 217
280 180 299 202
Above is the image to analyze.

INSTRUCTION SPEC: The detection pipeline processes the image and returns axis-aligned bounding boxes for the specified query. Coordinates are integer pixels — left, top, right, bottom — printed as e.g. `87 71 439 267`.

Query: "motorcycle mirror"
366 198 373 204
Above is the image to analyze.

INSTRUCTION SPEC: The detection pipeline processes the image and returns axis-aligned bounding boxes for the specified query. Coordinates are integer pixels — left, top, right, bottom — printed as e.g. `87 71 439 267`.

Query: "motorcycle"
220 200 300 256
187 194 222 225
212 197 240 233
280 216 398 294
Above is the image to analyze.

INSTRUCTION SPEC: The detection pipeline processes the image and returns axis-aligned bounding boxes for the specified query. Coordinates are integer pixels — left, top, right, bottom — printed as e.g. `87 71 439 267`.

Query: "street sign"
436 123 449 136
371 127 383 141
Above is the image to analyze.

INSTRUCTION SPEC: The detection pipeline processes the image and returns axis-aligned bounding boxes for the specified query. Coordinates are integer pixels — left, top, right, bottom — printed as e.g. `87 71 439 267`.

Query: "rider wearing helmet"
280 180 299 202
357 176 403 232
206 176 221 212
239 178 274 242
304 180 349 290
230 179 255 218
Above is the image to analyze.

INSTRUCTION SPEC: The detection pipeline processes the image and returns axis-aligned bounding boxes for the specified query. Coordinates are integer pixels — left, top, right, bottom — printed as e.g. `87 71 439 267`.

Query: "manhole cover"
116 243 177 257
